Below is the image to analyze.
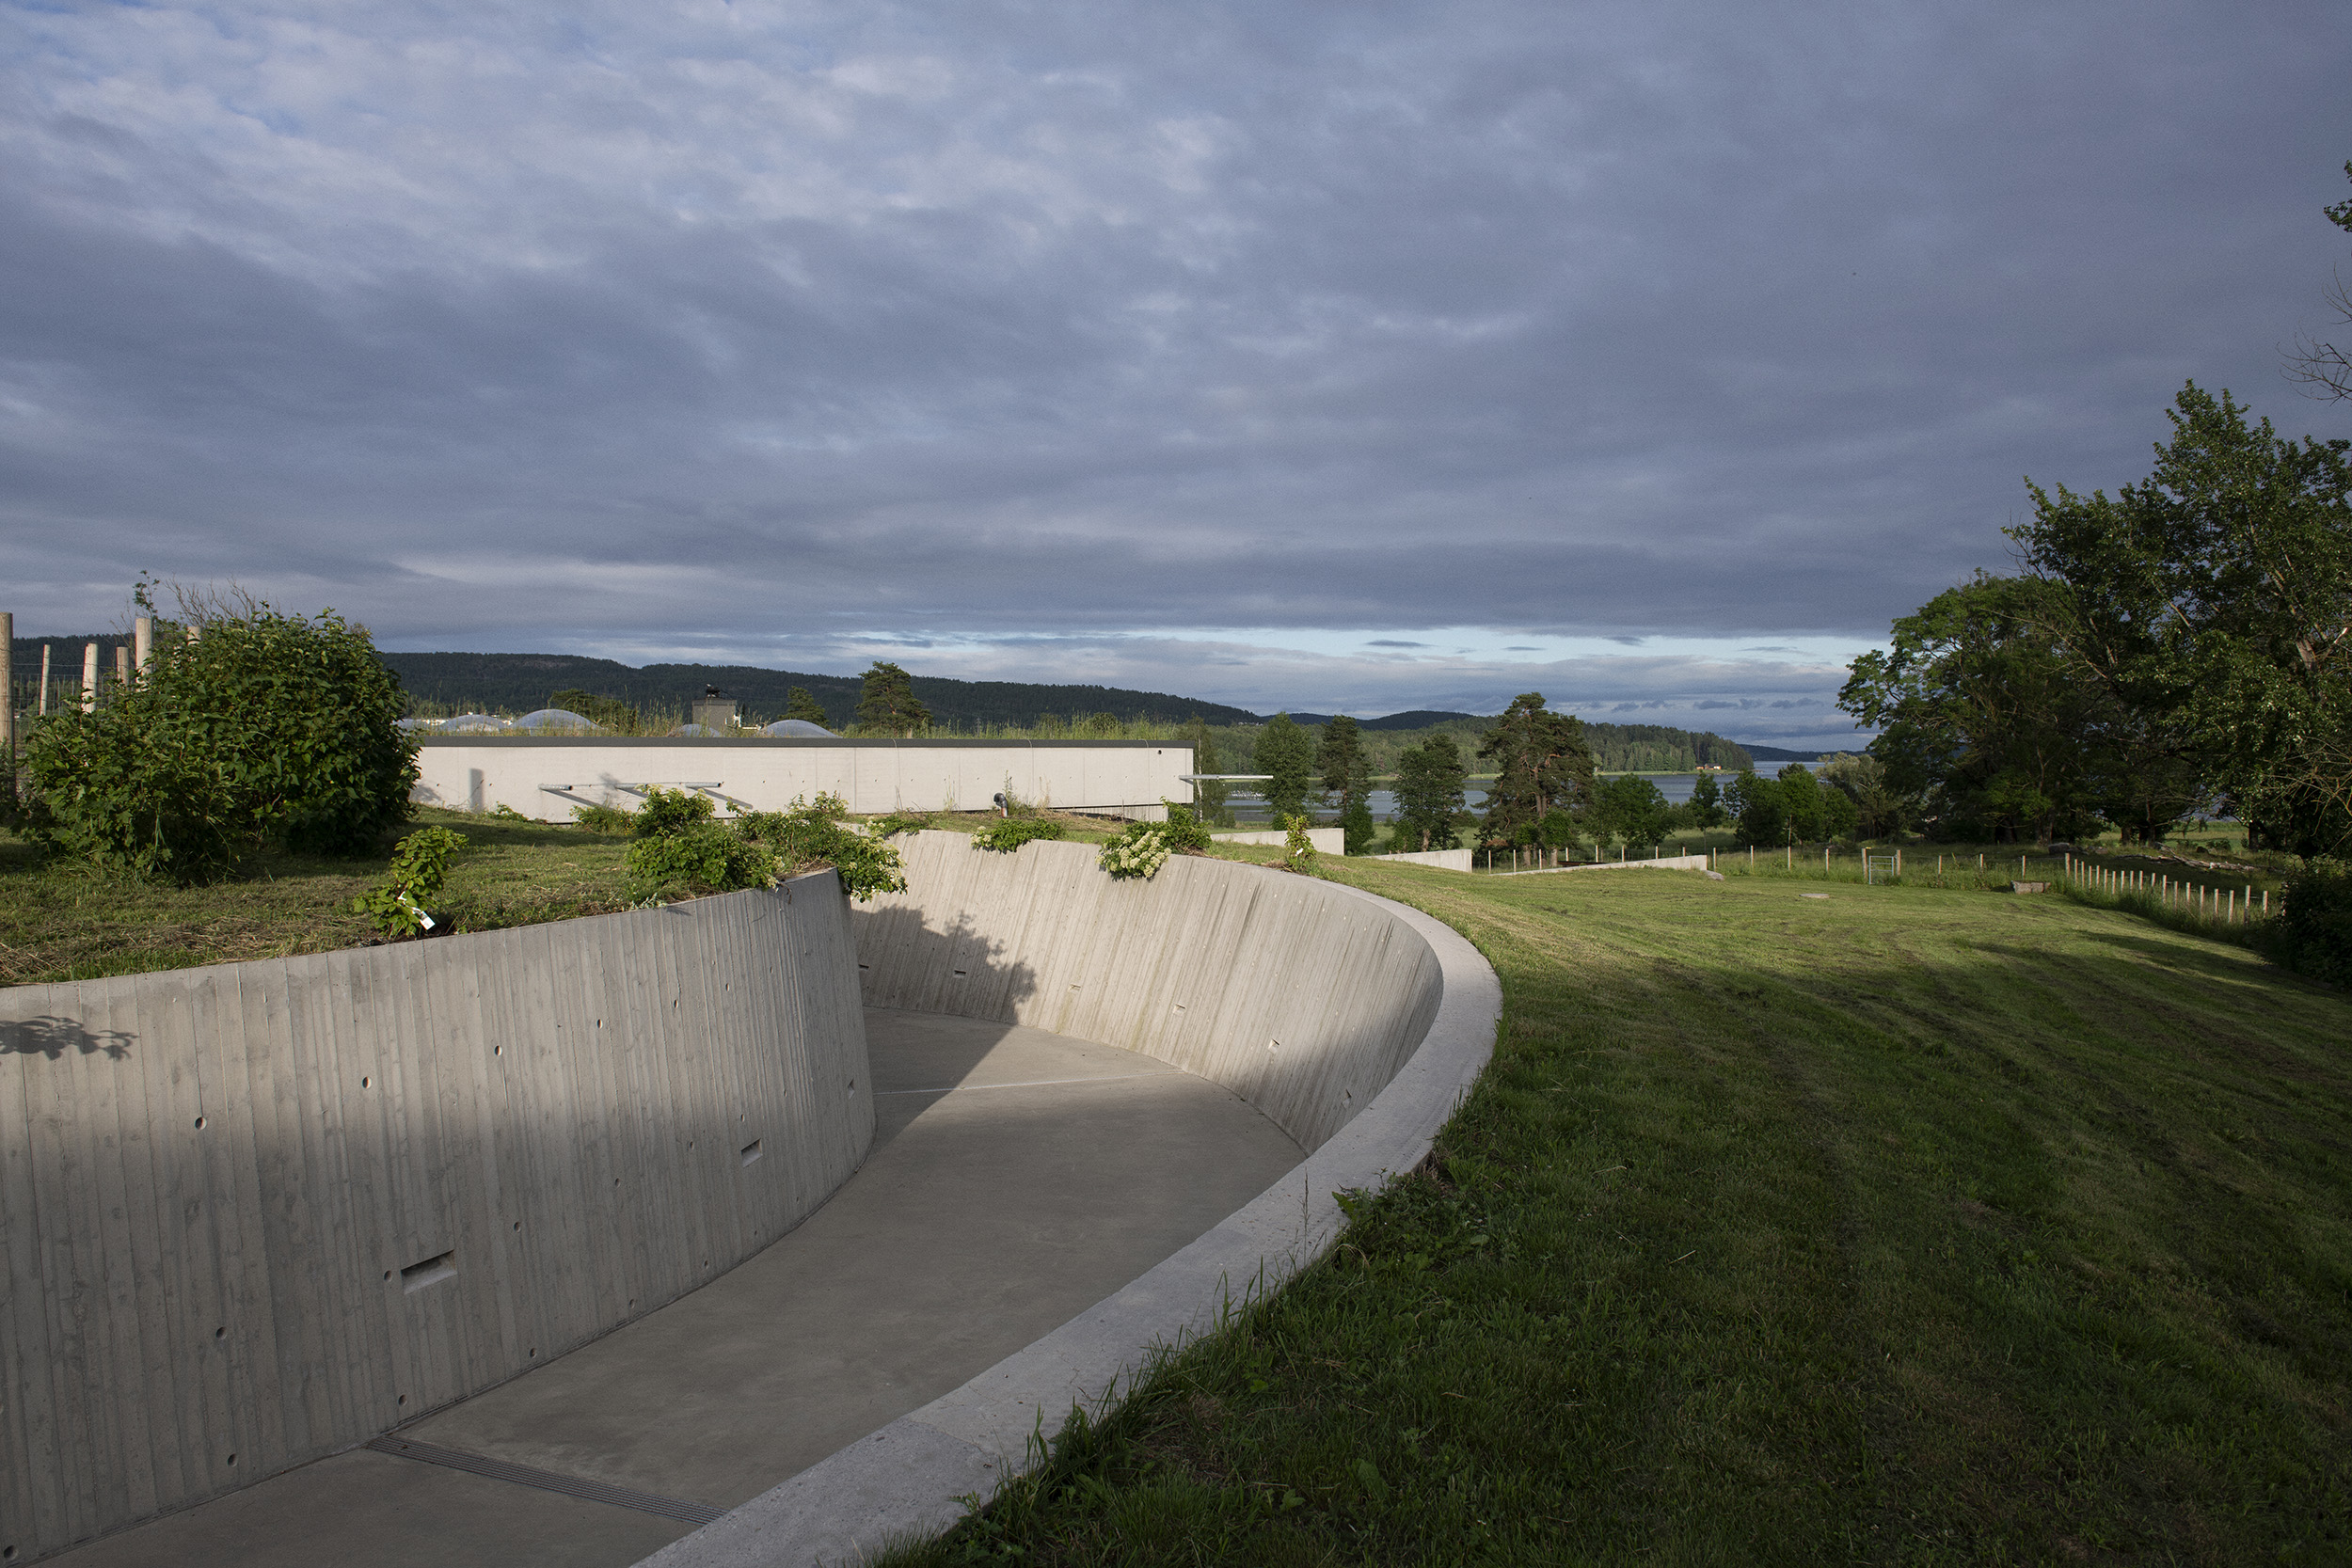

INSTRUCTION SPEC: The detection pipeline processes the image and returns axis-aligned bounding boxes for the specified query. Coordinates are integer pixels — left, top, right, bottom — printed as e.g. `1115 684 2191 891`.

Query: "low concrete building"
410 736 1193 822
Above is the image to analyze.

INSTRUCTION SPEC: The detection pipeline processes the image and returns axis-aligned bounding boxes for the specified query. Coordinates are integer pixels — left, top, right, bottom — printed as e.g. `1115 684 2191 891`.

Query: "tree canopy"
1251 713 1317 821
1476 693 1596 847
1392 734 1469 852
855 661 932 736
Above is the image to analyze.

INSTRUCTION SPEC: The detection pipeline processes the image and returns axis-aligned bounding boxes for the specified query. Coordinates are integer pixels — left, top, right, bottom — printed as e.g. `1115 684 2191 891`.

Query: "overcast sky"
4 2 2347 742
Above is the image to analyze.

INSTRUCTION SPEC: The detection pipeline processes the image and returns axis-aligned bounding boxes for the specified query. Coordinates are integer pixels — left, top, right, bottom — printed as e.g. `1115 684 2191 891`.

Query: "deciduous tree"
1251 713 1316 822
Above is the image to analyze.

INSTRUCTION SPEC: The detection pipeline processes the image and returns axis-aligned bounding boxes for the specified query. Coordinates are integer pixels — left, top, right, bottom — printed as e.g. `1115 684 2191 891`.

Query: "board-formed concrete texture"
39 1012 1303 1568
410 736 1193 822
640 835 1501 1567
0 875 872 1566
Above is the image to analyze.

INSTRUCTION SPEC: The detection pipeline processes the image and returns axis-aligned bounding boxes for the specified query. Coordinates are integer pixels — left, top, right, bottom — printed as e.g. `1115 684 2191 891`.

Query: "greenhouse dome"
440 713 514 733
513 708 603 732
761 719 837 737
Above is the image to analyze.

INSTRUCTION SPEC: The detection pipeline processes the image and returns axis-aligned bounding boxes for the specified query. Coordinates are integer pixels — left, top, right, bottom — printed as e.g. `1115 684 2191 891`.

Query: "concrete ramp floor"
47 1009 1304 1568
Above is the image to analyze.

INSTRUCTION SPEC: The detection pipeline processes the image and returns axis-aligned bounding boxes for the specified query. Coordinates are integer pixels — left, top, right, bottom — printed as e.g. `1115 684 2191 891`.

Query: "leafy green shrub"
1283 814 1318 874
351 827 469 939
971 816 1066 853
867 810 932 839
571 801 637 835
1099 824 1172 880
624 787 776 900
20 604 415 882
1158 802 1215 853
2264 861 2352 988
736 794 907 900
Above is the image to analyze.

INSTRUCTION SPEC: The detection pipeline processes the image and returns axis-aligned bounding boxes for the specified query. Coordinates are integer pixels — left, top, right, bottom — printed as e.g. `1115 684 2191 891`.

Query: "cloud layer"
4 0 2346 731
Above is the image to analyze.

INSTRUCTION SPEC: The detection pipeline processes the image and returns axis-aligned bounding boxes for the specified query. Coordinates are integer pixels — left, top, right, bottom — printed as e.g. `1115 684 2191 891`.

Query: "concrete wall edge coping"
636 876 1501 1568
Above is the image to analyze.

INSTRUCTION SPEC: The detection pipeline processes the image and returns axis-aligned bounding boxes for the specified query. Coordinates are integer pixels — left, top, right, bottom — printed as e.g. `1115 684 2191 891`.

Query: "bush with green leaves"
570 801 637 835
624 788 778 901
2261 861 2352 988
1283 814 1318 873
735 794 908 899
971 816 1066 853
1098 824 1172 880
351 827 469 939
19 604 415 882
1158 802 1215 853
867 810 932 839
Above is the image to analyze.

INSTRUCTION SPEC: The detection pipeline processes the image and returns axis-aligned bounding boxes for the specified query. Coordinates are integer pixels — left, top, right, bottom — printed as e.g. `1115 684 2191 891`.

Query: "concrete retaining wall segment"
1208 828 1344 856
1376 847 1475 871
410 738 1194 824
640 835 1502 1567
0 875 874 1566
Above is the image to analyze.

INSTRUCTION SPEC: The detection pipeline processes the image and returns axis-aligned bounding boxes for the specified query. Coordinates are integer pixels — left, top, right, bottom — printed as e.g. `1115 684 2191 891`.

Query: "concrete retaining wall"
649 840 1501 1567
1375 847 1474 871
0 877 872 1566
412 737 1191 823
852 832 1443 1153
1209 828 1345 856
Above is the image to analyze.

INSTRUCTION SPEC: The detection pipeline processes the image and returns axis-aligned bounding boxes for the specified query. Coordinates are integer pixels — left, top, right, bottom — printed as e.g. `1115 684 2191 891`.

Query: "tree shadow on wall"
856 905 1038 1023
2 1015 136 1060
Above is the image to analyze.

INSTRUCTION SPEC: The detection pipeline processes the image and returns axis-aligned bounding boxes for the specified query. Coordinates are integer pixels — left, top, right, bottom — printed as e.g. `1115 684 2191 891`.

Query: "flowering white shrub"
1098 824 1173 880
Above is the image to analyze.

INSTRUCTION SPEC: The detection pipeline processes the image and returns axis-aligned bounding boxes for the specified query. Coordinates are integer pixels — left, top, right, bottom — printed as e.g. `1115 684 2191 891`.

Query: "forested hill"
1581 722 1754 772
377 651 1262 728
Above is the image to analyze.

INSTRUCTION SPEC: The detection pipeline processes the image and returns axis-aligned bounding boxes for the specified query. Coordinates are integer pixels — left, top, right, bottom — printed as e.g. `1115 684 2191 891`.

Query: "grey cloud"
2 0 2344 685
1366 640 1429 648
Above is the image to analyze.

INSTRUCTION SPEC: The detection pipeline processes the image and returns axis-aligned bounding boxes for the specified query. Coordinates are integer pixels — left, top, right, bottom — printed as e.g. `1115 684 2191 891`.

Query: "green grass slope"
886 862 2351 1565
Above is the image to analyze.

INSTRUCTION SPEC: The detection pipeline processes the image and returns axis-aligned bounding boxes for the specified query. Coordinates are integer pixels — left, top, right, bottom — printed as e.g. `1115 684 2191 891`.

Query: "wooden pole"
0 611 12 777
38 643 50 716
134 615 153 674
81 641 99 713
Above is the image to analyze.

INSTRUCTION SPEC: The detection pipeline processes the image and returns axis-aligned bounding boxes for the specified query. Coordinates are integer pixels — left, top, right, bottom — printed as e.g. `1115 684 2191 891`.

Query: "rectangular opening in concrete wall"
740 1138 763 1166
400 1251 457 1293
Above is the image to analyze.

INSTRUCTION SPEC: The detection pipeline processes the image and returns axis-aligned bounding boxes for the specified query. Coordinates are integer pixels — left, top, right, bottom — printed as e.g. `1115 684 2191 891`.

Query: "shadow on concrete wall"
854 905 1038 1023
2 1014 135 1059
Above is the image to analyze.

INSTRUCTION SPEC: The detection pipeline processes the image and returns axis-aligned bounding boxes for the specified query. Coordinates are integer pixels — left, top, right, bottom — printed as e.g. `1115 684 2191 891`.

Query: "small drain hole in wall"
400 1251 456 1293
740 1138 762 1166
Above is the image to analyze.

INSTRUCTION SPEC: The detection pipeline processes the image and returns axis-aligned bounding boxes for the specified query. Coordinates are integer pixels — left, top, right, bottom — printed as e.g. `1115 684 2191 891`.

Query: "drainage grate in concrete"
364 1436 725 1525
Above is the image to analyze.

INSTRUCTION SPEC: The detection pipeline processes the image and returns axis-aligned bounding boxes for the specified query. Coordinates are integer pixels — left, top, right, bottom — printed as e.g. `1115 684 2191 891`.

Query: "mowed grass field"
884 859 2351 1566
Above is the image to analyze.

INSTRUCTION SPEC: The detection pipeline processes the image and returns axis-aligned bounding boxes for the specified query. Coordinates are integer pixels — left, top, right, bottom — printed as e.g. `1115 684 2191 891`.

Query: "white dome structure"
761 719 837 737
514 708 603 732
440 713 514 733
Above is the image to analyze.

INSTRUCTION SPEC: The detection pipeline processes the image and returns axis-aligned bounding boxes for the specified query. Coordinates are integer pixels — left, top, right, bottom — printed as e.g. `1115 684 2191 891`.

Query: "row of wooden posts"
0 613 176 760
2062 850 2267 922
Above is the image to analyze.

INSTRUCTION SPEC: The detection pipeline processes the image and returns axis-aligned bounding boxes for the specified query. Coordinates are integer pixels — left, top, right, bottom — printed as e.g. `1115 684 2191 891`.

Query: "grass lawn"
0 805 1168 988
0 807 635 987
882 855 2351 1565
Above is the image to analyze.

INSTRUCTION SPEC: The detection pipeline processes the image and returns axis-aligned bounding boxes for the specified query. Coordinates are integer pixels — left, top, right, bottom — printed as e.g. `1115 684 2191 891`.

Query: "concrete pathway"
48 1010 1303 1568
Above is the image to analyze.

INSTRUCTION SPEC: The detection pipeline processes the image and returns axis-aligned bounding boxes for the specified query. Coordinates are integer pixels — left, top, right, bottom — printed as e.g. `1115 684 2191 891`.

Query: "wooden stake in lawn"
38 642 49 716
0 610 12 789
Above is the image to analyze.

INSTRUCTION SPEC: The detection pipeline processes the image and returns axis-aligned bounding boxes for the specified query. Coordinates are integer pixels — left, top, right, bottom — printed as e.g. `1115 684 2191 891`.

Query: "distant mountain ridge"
377 651 1263 728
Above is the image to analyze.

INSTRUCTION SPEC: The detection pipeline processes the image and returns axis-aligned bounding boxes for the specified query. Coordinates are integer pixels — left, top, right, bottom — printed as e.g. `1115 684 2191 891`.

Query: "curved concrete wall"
0 875 872 1566
650 844 1500 1568
852 832 1445 1151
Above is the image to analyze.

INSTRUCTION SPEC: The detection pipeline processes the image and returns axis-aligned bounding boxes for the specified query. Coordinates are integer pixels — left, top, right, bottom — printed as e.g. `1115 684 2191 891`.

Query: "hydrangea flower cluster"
1098 824 1173 880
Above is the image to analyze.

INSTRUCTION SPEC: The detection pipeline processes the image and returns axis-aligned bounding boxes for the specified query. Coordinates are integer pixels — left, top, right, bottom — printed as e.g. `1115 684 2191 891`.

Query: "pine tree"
783 687 831 727
1315 715 1375 852
1393 735 1468 852
1477 692 1596 846
855 661 931 736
